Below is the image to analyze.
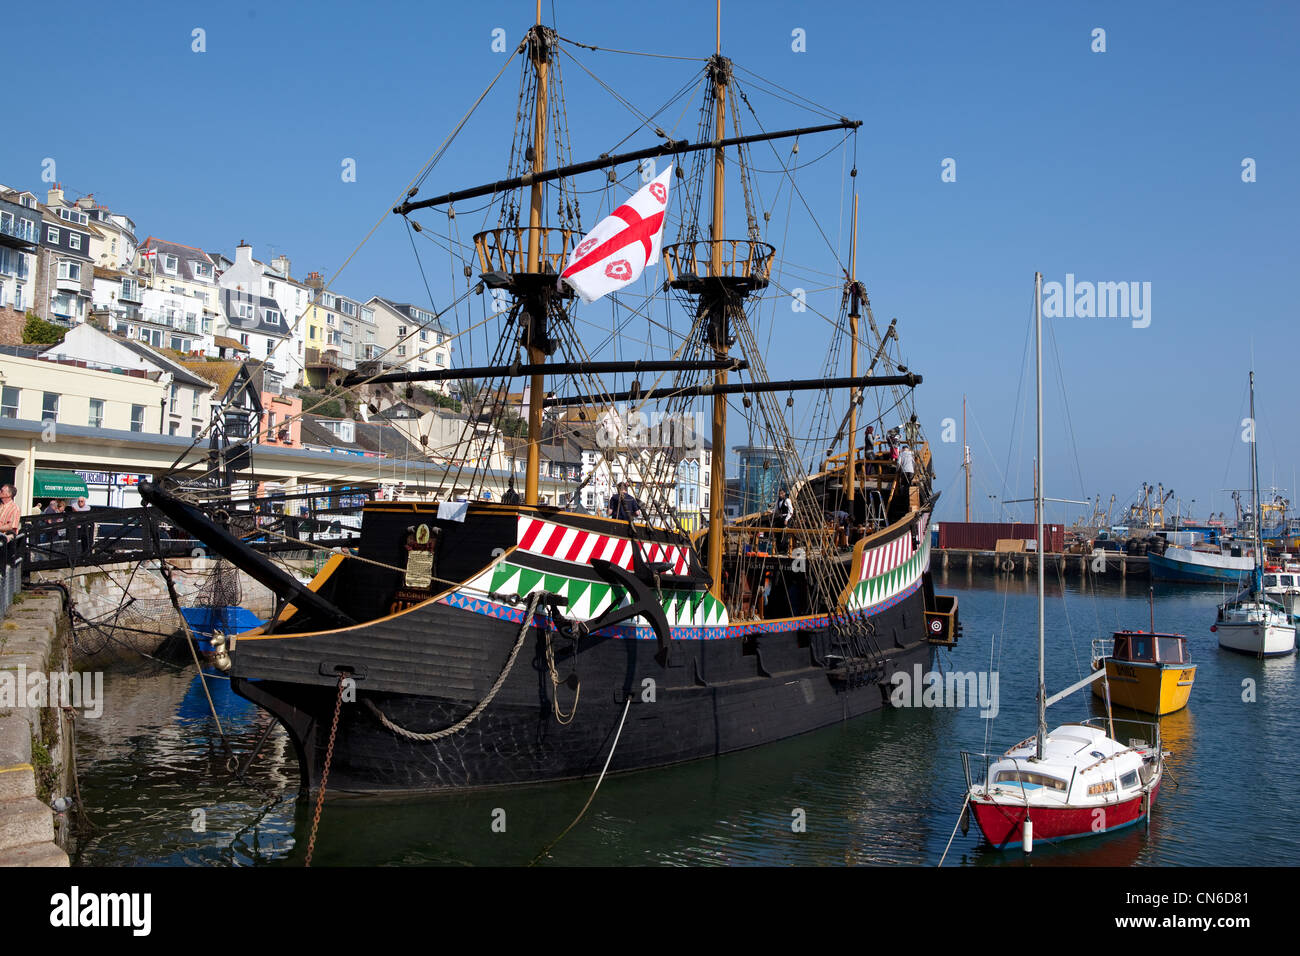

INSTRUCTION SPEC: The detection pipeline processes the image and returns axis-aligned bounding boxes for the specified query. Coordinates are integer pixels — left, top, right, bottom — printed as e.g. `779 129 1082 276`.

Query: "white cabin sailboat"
1213 372 1297 657
961 273 1164 852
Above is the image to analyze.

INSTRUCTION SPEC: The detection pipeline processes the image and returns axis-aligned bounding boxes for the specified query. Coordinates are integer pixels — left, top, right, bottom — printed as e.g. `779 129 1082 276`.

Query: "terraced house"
302 272 365 386
34 201 95 327
217 288 293 378
131 237 219 353
0 187 41 341
366 296 453 393
216 243 309 385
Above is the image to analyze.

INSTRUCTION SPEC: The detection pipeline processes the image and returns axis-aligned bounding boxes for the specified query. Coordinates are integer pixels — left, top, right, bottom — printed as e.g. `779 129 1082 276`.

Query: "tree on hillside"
22 314 65 346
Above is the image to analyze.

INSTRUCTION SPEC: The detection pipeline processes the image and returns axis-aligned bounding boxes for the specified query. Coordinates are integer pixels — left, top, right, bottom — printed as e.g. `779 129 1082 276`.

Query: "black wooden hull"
231 582 935 795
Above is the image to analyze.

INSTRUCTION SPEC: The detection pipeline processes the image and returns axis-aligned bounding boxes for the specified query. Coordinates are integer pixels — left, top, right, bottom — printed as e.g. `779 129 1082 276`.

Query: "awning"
33 469 89 499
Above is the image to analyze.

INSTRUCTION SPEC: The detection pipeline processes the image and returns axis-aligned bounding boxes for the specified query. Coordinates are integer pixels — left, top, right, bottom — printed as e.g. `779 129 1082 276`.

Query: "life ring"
1001 558 1015 572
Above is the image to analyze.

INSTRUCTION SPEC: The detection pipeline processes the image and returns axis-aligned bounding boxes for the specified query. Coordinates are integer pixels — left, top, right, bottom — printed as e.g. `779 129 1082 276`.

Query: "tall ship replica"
143 5 960 796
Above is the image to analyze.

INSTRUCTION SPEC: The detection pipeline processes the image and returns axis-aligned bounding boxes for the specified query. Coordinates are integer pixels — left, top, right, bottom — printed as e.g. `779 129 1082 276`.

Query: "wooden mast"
524 3 550 505
846 193 859 515
706 1 728 596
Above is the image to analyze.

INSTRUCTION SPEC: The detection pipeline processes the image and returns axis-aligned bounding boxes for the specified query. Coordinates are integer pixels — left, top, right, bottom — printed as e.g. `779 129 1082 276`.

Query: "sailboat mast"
706 2 729 596
963 394 970 522
1250 370 1262 593
847 193 860 512
1035 270 1046 759
523 11 551 506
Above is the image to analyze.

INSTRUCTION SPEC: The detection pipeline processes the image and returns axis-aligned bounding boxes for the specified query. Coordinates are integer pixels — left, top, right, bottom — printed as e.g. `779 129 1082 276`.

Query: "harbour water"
72 574 1298 866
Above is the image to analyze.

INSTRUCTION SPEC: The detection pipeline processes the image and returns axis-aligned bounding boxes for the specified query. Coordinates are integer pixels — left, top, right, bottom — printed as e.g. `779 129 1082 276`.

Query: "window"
13 285 22 311
57 208 88 225
325 313 335 326
340 300 355 317
57 261 81 281
169 385 179 414
238 333 249 347
192 391 201 418
69 234 81 251
267 280 275 295
236 302 254 319
361 308 374 324
266 338 275 356
397 325 407 338
47 226 60 244
130 404 145 432
0 386 18 418
309 326 318 340
1119 771 1139 789
993 769 1066 791
88 399 104 428
321 293 335 308
163 254 178 274
397 345 406 357
435 351 447 367
42 392 59 422
419 330 429 343
191 262 212 280
171 335 185 351
265 309 282 326
120 278 139 301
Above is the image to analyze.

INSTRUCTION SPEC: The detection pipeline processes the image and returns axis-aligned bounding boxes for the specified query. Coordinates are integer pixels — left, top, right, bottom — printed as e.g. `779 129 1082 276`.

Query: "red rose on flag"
650 183 667 203
605 260 633 280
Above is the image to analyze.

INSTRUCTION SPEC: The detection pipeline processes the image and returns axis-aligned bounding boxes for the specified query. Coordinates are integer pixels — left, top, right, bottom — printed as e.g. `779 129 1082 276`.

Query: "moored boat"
1090 629 1195 716
141 5 959 797
961 273 1163 852
1211 372 1297 658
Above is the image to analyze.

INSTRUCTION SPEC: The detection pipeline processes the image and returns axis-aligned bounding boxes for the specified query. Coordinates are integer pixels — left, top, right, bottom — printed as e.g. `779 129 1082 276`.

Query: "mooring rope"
530 694 633 866
937 791 971 868
362 591 543 742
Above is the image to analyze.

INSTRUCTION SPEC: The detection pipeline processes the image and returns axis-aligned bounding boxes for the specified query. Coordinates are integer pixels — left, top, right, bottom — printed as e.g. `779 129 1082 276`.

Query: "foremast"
524 11 552 505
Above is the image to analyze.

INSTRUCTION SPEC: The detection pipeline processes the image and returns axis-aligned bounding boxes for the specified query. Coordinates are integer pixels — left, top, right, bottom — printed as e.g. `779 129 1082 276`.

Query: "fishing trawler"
142 5 958 796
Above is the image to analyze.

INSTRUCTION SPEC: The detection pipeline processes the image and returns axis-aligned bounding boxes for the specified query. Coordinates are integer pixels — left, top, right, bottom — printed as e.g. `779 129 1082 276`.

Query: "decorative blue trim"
439 578 923 641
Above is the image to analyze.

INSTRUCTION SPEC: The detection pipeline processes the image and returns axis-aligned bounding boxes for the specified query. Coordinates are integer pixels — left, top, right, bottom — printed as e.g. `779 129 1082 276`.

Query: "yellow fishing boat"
1091 630 1195 716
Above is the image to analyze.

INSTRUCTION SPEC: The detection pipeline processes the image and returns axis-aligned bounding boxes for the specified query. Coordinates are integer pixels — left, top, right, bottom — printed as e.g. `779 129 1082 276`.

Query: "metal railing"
0 533 25 618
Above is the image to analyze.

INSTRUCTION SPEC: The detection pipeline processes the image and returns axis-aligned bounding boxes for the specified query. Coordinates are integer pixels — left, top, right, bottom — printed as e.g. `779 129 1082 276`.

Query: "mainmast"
705 6 729 596
523 5 551 506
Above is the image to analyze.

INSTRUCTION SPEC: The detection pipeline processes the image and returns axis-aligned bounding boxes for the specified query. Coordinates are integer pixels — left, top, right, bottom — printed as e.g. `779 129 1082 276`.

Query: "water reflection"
73 579 1298 866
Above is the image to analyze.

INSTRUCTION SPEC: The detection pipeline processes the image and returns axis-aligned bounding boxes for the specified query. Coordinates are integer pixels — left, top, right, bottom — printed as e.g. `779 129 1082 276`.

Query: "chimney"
235 242 254 268
47 184 64 206
271 254 291 279
76 194 95 210
306 271 324 291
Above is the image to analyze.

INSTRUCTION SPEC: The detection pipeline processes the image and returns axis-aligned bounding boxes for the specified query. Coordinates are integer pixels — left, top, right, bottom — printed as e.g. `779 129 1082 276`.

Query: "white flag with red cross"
559 164 673 304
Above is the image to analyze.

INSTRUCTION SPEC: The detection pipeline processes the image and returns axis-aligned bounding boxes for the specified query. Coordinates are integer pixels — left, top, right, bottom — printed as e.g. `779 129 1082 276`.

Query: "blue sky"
5 1 1297 523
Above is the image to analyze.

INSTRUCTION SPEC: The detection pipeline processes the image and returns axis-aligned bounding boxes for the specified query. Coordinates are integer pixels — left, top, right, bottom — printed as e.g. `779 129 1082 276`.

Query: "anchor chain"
304 670 347 867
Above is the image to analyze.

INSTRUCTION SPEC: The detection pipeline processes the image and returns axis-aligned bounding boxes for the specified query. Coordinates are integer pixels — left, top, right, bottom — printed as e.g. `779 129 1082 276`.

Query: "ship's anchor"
584 559 674 666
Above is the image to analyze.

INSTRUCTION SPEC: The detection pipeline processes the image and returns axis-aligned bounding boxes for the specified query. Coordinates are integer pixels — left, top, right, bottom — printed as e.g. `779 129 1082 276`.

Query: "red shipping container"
937 521 1063 553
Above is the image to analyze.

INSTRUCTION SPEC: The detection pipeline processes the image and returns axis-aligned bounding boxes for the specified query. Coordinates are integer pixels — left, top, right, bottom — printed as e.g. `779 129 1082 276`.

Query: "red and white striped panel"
859 533 915 584
516 517 691 575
